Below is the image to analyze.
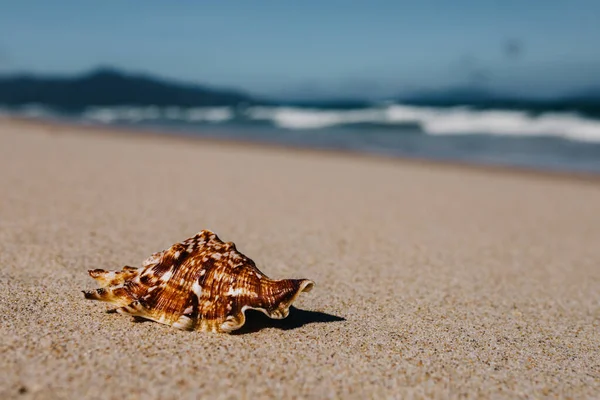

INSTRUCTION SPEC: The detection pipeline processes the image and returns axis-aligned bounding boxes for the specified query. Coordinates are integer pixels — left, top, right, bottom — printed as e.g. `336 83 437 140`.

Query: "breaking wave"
82 106 233 124
246 105 600 143
6 103 600 143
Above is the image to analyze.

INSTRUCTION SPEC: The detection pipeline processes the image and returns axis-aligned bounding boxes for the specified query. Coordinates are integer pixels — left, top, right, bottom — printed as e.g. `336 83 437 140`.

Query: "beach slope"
0 119 599 399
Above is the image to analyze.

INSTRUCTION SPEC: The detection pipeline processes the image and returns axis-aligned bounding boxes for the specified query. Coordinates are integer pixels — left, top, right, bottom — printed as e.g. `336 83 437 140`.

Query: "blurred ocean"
4 102 600 174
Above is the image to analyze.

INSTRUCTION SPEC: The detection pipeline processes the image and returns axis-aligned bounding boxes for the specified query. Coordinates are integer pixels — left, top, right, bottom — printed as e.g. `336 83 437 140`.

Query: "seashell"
83 230 315 332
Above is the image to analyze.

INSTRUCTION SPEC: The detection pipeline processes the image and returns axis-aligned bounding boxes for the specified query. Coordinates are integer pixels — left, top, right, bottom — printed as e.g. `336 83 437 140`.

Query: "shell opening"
299 279 315 293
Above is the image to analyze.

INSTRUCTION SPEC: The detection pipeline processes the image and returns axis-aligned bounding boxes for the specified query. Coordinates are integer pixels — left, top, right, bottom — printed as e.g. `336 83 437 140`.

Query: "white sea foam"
83 106 162 123
12 103 600 144
245 105 600 143
82 106 234 124
14 103 54 119
186 107 232 122
385 106 600 142
246 106 384 129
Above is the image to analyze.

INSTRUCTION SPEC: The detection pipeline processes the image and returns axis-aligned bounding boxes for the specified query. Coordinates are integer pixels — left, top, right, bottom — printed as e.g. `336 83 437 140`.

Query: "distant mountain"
0 67 255 110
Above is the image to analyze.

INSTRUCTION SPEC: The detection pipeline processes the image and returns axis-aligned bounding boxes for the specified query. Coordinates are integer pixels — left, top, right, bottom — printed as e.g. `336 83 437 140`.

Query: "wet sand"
1 118 599 399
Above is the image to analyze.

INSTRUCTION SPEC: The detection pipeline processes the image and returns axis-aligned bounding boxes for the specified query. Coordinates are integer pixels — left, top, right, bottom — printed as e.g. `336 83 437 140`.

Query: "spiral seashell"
83 230 314 333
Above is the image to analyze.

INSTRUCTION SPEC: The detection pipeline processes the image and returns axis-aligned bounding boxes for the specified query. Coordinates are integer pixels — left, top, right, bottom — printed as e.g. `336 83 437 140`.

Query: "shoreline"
3 115 600 184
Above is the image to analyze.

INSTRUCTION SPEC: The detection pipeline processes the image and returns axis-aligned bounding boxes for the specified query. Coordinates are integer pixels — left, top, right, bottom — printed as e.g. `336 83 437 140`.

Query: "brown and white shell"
83 230 314 332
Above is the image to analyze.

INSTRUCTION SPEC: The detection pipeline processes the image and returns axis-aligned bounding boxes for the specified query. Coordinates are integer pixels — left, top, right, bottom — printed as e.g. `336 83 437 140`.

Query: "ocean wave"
82 106 233 124
245 106 386 129
245 105 600 143
386 106 600 142
8 103 56 119
5 103 600 143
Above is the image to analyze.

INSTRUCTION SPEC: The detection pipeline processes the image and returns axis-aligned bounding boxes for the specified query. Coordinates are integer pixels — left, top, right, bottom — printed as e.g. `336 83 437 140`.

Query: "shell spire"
82 230 315 333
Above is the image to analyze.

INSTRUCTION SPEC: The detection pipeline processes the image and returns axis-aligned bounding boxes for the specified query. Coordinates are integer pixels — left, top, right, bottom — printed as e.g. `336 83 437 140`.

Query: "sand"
0 118 599 399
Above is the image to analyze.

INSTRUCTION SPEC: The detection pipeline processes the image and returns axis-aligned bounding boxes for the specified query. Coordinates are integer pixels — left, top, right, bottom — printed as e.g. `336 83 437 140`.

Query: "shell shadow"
233 306 345 335
111 306 345 333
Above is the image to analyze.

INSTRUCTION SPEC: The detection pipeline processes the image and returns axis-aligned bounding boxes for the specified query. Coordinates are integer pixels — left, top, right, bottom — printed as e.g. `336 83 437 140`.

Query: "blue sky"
0 0 599 99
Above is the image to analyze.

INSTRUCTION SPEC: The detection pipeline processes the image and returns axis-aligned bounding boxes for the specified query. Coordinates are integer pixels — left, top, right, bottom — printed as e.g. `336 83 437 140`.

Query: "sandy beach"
1 118 599 399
